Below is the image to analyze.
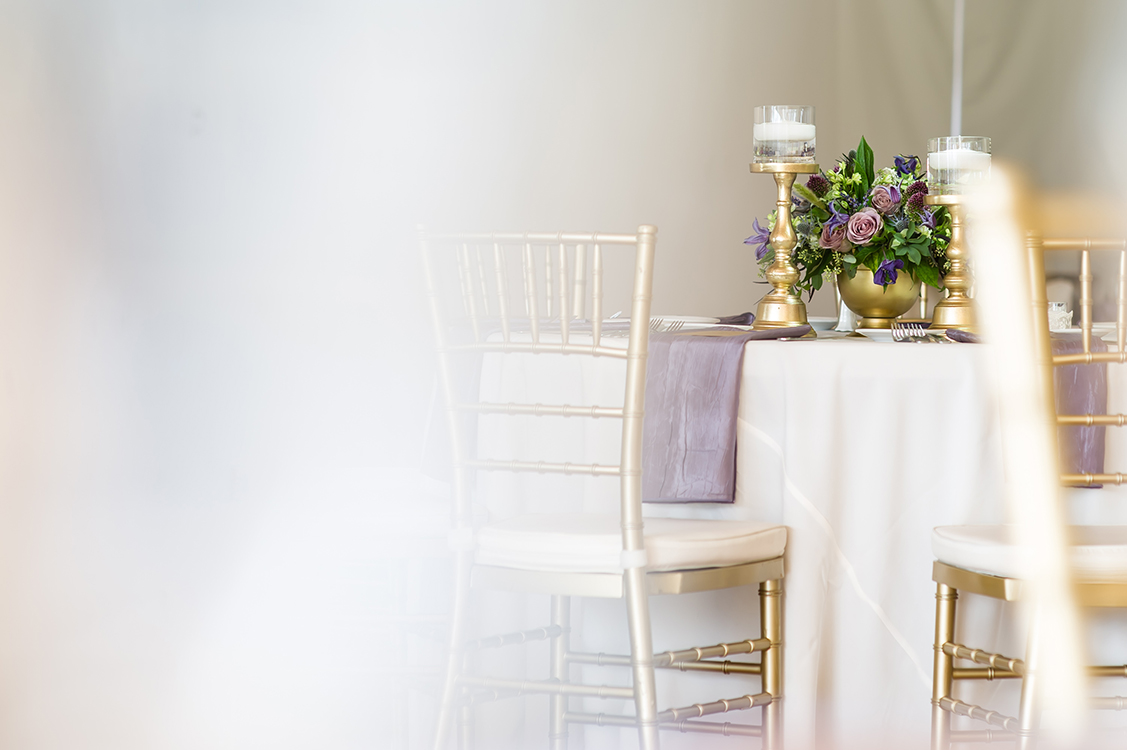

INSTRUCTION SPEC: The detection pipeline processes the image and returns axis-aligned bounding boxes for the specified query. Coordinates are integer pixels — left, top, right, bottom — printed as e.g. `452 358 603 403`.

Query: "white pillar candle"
927 149 991 172
754 121 817 142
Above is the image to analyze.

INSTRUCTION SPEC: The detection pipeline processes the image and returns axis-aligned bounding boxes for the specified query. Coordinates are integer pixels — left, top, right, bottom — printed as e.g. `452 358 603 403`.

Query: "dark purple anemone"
874 258 905 286
895 155 920 176
744 218 771 260
825 208 850 231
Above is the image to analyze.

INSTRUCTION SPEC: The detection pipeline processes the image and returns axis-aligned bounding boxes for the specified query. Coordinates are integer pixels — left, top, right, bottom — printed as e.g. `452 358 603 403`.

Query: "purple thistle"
905 180 928 197
873 258 905 286
894 155 920 176
806 173 831 197
744 218 771 260
906 192 926 212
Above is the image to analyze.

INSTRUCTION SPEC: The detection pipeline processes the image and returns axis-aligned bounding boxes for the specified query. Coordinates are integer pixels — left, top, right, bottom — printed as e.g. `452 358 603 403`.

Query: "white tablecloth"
474 333 1127 749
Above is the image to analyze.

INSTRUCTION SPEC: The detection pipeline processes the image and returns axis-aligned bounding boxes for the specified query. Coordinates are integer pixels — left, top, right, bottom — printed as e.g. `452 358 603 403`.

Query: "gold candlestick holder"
926 194 976 331
750 162 820 332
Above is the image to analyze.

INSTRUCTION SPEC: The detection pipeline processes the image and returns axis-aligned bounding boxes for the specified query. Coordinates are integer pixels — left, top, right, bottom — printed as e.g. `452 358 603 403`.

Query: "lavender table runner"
643 325 811 503
1052 333 1109 483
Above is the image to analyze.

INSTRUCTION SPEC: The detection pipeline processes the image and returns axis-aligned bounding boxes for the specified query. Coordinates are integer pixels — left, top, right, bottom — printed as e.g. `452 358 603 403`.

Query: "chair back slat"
557 243 570 344
573 244 587 321
493 242 511 343
522 242 540 343
1080 248 1092 354
1117 249 1125 351
591 244 603 345
474 243 491 318
544 245 553 320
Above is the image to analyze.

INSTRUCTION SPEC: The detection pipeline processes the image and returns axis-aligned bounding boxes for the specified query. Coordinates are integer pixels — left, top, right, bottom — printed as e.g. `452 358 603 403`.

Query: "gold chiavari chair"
420 226 787 750
927 186 1127 747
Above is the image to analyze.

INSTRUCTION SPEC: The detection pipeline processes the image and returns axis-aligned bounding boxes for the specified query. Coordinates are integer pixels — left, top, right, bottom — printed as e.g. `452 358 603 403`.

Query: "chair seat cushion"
476 513 787 574
933 525 1127 582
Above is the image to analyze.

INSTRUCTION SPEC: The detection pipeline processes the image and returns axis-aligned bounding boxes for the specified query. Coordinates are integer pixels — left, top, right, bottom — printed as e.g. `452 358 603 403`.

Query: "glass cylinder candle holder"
1048 301 1074 331
927 136 991 194
753 105 816 163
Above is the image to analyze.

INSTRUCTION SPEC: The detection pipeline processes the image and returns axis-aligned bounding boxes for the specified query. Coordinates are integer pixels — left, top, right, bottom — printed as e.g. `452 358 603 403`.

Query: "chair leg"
456 690 474 750
623 566 660 750
549 595 571 750
759 579 783 750
1017 614 1042 750
434 551 473 750
931 583 958 750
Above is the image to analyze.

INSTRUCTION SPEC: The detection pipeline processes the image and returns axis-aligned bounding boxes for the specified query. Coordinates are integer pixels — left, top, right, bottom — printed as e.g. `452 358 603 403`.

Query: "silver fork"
666 320 685 333
892 321 922 343
649 317 665 332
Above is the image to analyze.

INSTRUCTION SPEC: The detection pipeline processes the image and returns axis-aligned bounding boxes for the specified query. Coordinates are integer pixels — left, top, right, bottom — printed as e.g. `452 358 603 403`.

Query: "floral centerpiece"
745 137 951 300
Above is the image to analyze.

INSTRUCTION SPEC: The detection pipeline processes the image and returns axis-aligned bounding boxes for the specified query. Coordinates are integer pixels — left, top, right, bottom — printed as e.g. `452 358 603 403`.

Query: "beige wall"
409 0 1125 324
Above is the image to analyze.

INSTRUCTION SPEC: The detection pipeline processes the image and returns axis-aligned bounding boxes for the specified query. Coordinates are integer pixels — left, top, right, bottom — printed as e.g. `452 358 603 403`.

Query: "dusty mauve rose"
846 207 883 245
819 223 847 250
870 185 901 214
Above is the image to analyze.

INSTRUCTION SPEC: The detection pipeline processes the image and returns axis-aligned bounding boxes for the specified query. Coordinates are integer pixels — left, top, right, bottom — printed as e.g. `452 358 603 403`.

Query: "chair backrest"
1036 238 1127 486
418 226 657 552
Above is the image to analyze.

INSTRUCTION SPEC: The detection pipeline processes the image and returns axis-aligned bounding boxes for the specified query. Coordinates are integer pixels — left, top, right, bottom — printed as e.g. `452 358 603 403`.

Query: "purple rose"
846 207 884 245
870 185 901 214
819 223 847 250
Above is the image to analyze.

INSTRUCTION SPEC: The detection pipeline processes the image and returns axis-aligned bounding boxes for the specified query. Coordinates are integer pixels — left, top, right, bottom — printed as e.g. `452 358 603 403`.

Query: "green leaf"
793 183 827 211
856 136 875 192
915 264 941 290
842 253 856 264
907 246 921 264
891 236 904 248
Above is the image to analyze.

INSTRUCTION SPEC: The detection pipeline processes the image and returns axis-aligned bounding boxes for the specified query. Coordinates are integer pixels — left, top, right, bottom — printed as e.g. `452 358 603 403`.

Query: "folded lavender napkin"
717 311 756 326
643 325 810 503
1052 333 1108 484
945 329 980 344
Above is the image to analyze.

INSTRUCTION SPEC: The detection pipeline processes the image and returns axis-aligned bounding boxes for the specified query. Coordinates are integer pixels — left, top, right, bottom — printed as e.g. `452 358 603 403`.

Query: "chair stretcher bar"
564 711 761 736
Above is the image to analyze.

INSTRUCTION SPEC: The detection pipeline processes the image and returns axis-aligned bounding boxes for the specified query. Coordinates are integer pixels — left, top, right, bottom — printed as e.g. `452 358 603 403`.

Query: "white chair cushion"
933 525 1127 582
475 513 786 574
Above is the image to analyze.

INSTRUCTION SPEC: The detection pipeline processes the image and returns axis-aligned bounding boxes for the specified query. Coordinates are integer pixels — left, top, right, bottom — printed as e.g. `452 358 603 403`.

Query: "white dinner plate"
856 328 895 342
808 316 836 331
1054 323 1118 339
649 315 720 324
602 315 721 325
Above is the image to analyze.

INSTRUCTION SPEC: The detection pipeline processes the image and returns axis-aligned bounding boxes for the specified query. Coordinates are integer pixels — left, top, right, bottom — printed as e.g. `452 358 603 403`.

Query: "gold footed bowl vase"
837 266 921 329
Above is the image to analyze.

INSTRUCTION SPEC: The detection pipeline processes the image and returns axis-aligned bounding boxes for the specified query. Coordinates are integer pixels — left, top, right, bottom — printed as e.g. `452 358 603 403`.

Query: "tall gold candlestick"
750 162 819 332
926 194 976 331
